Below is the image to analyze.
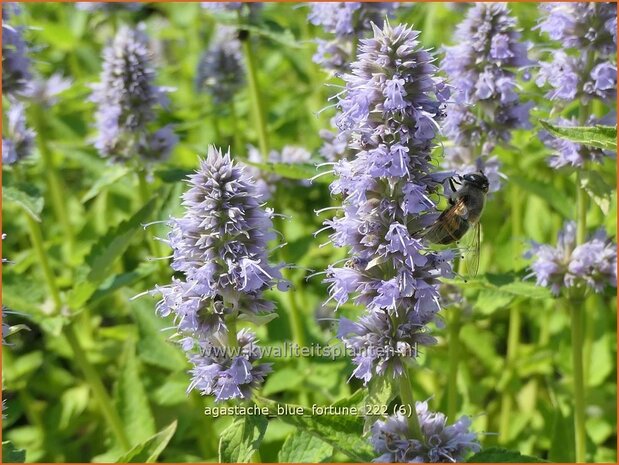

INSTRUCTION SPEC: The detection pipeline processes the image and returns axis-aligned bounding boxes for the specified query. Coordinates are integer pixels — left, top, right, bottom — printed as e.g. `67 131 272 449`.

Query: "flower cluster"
2 3 32 98
2 102 35 166
536 3 617 168
246 145 312 201
195 26 244 105
527 222 617 296
323 21 454 384
309 2 396 73
91 26 177 164
370 401 480 463
536 2 616 103
154 147 287 401
441 3 532 189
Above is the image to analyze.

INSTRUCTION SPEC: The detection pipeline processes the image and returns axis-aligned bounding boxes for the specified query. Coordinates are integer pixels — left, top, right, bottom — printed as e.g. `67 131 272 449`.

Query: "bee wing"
422 197 469 244
462 221 481 277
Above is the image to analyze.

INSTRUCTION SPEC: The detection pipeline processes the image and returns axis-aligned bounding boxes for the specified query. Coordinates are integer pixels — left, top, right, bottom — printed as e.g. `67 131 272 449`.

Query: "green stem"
227 317 238 349
240 33 269 158
31 105 74 258
64 324 131 451
25 216 62 311
399 369 422 441
285 280 307 349
569 298 586 463
26 214 129 450
229 98 243 154
499 181 523 443
446 306 460 422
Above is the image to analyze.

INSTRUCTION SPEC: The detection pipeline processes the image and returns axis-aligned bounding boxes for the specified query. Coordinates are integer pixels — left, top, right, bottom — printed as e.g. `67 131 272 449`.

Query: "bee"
421 171 489 276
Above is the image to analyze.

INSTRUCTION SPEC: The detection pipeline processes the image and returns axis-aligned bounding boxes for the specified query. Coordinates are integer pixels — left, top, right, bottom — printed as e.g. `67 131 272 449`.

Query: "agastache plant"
441 3 533 192
527 221 617 296
91 26 178 164
320 21 479 459
195 26 244 105
2 102 35 166
153 147 288 401
535 2 617 168
2 3 32 98
308 2 397 74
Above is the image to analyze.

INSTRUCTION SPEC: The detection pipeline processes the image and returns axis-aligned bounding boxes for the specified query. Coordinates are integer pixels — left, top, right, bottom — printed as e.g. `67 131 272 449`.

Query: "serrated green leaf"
3 185 44 222
363 377 396 433
3 440 26 463
468 447 548 463
474 289 514 314
580 170 612 215
243 160 334 184
115 421 177 463
68 199 157 308
259 398 373 462
540 120 617 150
458 272 552 300
278 431 333 463
218 415 268 463
115 341 156 446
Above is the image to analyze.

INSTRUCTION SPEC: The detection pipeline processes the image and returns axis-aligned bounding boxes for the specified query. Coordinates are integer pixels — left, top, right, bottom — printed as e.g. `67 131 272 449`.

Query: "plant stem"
64 323 131 451
569 298 586 463
26 215 129 450
227 317 238 349
446 305 460 422
499 180 523 443
399 369 422 441
25 216 62 311
229 98 243 154
240 32 269 158
31 105 74 259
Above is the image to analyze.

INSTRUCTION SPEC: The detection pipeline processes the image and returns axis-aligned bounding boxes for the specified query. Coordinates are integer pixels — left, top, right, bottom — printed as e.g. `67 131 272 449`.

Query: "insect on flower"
421 171 490 276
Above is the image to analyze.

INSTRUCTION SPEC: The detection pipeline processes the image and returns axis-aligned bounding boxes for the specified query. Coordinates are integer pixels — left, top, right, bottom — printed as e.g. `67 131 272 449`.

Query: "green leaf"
218 415 268 463
68 198 157 308
549 410 575 462
540 120 617 150
510 175 572 218
452 272 552 300
278 431 333 463
243 160 335 185
259 398 373 462
3 185 44 222
262 367 303 396
579 170 612 215
363 377 396 433
131 297 186 371
81 165 130 202
154 167 192 183
2 440 26 463
468 447 548 463
115 421 177 463
115 342 156 446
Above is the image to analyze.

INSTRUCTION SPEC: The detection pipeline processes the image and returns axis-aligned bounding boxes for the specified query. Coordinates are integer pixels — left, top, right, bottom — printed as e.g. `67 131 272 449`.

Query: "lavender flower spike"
371 401 480 462
442 3 533 154
323 21 454 384
527 221 617 296
91 26 177 163
2 102 35 166
2 3 32 97
155 147 287 401
195 26 244 105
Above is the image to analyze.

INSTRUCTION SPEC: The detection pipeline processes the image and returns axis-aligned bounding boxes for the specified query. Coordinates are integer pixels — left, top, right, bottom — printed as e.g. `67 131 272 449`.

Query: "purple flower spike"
154 147 288 401
321 21 454 384
370 401 480 463
91 26 177 163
